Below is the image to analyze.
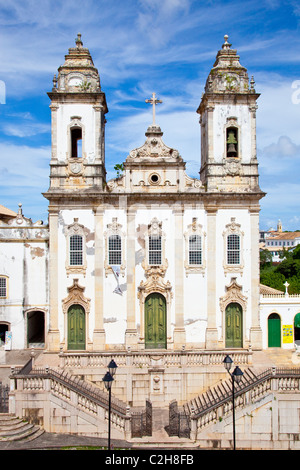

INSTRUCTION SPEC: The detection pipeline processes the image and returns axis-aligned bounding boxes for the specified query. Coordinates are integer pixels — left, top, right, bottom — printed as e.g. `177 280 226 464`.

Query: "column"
47 209 61 351
125 208 138 347
93 206 106 349
249 208 263 349
205 206 219 349
173 206 186 348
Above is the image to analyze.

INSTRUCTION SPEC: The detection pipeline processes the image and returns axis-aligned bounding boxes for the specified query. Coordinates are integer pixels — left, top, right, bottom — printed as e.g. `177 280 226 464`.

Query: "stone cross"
145 93 162 125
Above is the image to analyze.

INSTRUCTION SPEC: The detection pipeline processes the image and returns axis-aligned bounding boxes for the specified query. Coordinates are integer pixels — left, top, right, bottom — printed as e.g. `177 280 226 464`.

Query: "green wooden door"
68 304 86 350
225 303 243 348
268 313 281 347
145 293 167 349
294 312 300 341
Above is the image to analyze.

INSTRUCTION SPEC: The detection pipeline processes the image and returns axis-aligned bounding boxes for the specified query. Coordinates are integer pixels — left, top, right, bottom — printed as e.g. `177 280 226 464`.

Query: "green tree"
260 249 273 267
260 270 285 292
114 163 124 178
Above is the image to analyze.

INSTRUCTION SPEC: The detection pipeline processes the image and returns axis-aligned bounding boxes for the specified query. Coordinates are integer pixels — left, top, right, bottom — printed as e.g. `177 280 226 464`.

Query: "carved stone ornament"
62 278 91 316
104 217 126 277
224 159 242 176
219 277 247 313
126 125 183 162
68 161 83 175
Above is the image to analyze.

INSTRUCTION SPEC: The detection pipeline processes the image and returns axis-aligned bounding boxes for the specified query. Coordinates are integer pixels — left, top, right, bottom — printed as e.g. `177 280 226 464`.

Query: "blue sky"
0 0 299 230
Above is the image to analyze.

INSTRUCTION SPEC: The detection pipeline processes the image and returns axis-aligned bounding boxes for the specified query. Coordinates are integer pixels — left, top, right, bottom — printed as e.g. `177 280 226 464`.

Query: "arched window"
189 234 202 265
227 234 240 265
226 127 238 158
69 234 83 266
149 235 162 265
71 127 82 158
108 234 122 265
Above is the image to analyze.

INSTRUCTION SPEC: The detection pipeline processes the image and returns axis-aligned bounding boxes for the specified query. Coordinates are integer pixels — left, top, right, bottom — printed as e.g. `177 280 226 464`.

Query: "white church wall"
215 209 253 344
183 208 207 346
57 209 96 343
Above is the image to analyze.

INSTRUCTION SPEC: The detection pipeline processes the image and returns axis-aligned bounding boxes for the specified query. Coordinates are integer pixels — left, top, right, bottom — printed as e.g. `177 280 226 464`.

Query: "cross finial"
145 92 162 125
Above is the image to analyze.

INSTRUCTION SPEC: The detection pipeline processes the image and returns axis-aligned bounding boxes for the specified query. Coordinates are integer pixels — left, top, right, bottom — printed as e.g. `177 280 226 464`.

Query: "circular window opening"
150 173 160 185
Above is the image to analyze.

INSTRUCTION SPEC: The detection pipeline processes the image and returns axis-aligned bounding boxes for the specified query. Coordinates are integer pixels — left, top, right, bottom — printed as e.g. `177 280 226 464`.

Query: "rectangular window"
227 234 240 265
149 235 162 265
109 235 122 265
189 235 202 265
70 235 83 266
0 277 7 298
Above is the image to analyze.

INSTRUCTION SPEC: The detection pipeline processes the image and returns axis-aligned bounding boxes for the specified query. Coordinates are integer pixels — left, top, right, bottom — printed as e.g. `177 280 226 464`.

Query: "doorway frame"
144 292 167 349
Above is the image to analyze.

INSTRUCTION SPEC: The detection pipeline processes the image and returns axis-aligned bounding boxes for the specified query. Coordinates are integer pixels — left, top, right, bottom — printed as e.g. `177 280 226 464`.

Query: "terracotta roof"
260 284 284 295
267 232 300 240
0 205 17 217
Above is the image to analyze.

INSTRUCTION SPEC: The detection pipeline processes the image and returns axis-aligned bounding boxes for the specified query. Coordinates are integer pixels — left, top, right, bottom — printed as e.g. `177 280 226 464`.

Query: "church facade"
1 35 266 354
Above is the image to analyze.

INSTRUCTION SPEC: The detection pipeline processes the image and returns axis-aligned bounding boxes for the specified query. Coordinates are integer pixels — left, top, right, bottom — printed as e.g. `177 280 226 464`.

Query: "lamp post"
102 359 118 450
223 355 243 450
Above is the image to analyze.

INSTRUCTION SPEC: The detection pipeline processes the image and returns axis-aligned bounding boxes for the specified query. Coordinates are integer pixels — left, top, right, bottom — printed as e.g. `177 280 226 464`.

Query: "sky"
0 0 299 230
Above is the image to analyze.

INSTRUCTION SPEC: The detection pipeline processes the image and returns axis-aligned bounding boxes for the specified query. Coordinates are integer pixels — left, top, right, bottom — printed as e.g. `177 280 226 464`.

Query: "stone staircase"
0 414 44 442
131 408 199 449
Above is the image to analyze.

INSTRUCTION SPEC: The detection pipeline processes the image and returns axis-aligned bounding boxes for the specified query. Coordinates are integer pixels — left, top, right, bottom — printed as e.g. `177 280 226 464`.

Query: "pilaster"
205 206 219 349
249 208 262 349
93 206 106 349
173 206 186 348
47 209 60 351
125 208 138 347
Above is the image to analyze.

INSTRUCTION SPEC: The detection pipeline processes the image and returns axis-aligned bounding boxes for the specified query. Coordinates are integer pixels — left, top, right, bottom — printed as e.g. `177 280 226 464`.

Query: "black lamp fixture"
108 359 118 378
223 355 243 450
102 359 118 450
102 371 114 391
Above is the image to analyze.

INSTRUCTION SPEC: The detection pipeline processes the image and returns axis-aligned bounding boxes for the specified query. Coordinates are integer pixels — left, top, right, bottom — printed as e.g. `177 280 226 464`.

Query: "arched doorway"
268 313 281 347
294 313 300 342
145 293 167 349
27 311 45 347
225 302 243 348
67 304 86 350
0 323 9 347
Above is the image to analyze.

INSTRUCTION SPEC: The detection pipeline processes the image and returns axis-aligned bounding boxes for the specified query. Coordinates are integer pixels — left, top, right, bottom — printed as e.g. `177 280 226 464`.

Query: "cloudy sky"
0 0 299 230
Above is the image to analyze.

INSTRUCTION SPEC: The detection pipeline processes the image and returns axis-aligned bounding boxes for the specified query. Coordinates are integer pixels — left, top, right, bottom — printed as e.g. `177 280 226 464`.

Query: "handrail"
11 366 128 418
185 367 300 419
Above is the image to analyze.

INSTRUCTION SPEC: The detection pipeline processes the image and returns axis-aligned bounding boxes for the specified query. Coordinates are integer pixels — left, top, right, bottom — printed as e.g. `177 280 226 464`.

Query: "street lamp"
102 359 118 450
223 355 243 450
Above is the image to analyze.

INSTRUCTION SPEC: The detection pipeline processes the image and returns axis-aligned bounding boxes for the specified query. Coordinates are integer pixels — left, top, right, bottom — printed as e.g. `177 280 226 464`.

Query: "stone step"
0 413 44 442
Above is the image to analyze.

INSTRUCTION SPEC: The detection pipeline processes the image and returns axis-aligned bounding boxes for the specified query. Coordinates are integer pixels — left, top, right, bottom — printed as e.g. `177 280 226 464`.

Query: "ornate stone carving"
62 278 91 315
219 277 247 313
126 125 183 162
104 217 126 277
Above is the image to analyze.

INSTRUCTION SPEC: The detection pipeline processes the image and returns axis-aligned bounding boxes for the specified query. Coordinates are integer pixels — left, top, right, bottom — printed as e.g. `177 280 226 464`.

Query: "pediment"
126 125 183 163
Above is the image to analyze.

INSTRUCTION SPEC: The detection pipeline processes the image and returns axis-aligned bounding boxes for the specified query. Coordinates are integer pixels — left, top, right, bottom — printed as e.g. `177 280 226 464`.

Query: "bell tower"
44 35 108 352
197 35 261 193
46 33 108 192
